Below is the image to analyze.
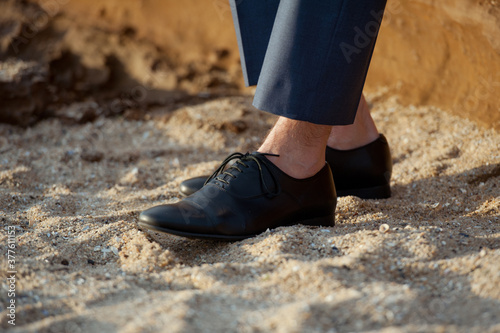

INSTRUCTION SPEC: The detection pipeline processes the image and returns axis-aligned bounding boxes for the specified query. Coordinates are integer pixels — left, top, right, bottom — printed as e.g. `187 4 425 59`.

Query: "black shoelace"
204 152 281 197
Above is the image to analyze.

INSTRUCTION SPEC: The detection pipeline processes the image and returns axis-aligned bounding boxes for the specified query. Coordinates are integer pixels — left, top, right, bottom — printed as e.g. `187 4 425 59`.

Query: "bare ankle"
263 154 326 179
327 95 379 150
258 117 331 179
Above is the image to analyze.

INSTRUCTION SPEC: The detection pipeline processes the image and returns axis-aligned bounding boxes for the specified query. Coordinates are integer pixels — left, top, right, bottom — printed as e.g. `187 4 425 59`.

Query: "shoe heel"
337 184 391 199
300 214 335 227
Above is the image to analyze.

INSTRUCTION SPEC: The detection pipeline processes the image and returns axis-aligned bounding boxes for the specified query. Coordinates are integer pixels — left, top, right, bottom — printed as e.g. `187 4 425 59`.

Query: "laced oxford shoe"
139 152 337 241
179 134 392 199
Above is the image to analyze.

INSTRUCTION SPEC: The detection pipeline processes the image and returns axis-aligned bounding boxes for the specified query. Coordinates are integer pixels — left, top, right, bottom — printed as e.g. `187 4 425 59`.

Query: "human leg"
258 117 332 179
252 0 387 125
328 94 379 150
178 96 392 199
139 0 389 239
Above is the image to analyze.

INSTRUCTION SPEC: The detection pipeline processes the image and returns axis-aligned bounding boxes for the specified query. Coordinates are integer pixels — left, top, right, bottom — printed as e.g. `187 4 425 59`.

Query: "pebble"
379 224 390 233
110 246 119 255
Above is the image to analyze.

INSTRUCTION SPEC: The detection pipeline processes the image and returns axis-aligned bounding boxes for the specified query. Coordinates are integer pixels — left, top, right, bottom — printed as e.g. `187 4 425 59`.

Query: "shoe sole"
180 184 391 200
138 214 335 241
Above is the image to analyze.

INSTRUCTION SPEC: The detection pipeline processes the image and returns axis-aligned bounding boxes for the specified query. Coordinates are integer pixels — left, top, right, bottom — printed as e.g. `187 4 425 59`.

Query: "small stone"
81 150 104 163
221 120 248 133
171 158 180 167
379 224 390 233
93 246 101 251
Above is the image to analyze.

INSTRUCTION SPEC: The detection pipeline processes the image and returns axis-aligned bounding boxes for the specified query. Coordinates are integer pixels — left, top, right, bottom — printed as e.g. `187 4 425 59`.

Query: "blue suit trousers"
230 0 387 125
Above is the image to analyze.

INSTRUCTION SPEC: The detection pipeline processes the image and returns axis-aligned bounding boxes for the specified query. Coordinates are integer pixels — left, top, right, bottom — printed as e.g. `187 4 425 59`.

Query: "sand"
0 94 499 332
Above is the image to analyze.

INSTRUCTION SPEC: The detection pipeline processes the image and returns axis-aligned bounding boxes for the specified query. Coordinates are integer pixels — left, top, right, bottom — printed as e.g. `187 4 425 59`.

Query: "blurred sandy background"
0 0 499 332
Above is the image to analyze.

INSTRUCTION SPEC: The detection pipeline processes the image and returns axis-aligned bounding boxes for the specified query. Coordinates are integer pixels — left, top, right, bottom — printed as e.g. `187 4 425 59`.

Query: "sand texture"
0 94 499 332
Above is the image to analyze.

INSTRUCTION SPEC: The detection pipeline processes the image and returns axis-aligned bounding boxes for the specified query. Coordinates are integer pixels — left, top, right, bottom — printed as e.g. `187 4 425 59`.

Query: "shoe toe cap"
179 176 207 197
139 201 214 233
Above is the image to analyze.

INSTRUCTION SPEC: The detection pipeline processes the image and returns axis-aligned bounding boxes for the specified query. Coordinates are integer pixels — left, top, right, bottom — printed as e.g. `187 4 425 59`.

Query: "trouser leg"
229 0 280 86
230 0 387 125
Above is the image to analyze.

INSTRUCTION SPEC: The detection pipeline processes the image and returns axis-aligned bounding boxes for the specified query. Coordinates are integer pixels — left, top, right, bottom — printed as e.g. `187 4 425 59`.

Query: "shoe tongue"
220 152 278 197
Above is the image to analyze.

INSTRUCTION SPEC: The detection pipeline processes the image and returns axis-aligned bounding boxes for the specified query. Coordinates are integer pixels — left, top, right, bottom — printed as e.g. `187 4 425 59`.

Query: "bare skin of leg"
258 94 378 179
258 117 332 179
327 94 379 150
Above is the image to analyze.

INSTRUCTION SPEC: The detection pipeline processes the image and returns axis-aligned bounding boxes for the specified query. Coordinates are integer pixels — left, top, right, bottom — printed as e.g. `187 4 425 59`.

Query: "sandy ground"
0 94 499 332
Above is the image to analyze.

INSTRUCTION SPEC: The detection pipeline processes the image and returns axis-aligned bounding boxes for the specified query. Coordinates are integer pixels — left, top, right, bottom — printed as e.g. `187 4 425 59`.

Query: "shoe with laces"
179 134 392 199
139 152 337 241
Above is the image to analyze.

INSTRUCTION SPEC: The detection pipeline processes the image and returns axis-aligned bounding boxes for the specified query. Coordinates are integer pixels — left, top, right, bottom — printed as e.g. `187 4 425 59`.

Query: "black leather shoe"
327 134 392 199
179 135 392 199
139 152 337 241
